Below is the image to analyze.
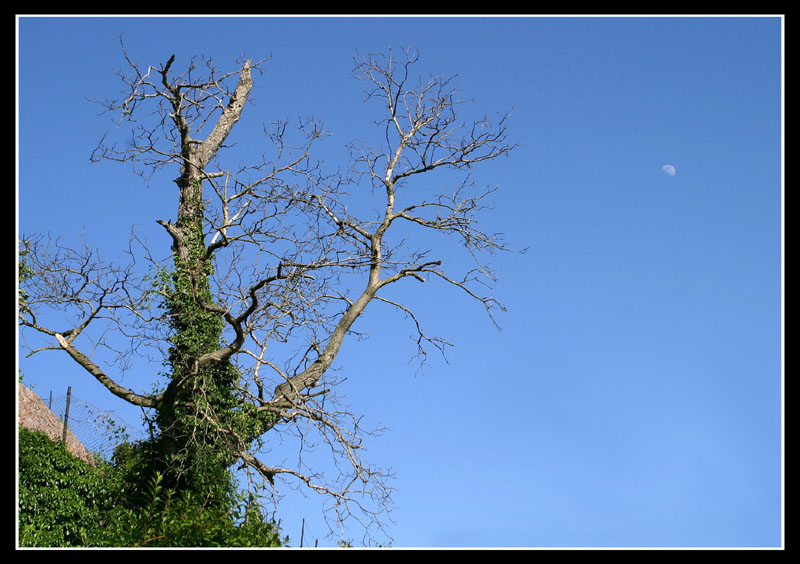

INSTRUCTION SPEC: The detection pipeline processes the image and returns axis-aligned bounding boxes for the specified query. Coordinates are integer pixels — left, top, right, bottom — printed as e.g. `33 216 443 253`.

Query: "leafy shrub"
98 472 287 547
18 427 124 547
18 427 287 547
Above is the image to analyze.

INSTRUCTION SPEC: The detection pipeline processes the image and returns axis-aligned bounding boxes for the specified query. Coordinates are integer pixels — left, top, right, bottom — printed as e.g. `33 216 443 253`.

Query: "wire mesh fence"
46 391 149 462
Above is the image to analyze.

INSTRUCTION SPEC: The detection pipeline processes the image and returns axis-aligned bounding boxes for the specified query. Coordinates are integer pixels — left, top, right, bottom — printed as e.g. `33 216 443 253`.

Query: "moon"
662 164 676 176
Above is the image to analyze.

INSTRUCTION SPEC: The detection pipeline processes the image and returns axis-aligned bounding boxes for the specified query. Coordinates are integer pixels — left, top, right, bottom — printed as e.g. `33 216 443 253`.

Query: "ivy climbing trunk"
154 175 236 506
142 57 257 507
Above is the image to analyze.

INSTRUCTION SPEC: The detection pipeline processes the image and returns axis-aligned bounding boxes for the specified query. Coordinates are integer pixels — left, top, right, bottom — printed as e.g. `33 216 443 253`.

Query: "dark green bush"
97 472 287 547
18 427 124 547
18 427 287 547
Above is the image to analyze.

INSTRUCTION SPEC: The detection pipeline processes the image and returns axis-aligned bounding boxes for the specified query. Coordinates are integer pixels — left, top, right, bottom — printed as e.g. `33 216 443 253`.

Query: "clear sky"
17 15 783 548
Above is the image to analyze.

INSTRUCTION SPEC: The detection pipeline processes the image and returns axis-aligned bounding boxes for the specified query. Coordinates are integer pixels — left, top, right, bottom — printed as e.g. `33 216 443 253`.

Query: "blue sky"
17 16 783 548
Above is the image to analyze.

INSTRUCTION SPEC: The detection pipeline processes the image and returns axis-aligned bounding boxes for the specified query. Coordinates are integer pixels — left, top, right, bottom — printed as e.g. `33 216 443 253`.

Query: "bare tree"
19 43 516 544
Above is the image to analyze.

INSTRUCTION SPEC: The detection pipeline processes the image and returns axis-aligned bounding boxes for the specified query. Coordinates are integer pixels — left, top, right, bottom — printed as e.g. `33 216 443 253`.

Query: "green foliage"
141 176 261 508
18 428 124 547
98 472 287 547
18 428 287 547
18 239 33 307
139 263 173 313
107 438 162 501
